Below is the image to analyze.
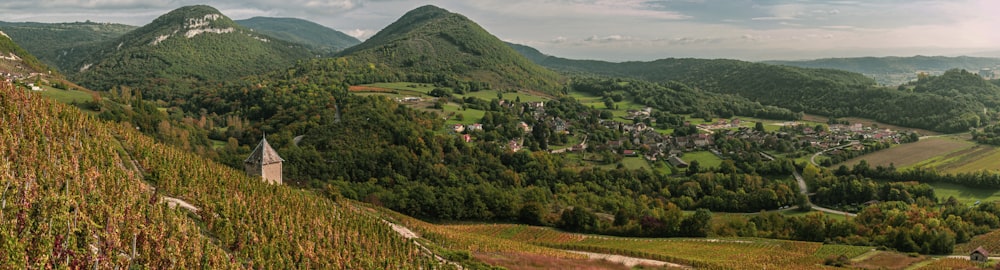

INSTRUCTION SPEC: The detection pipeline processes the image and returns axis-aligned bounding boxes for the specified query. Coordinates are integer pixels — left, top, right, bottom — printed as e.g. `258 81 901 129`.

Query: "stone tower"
244 135 284 184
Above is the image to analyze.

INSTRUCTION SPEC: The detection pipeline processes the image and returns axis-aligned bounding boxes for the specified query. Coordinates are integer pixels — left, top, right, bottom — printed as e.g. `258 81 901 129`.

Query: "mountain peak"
143 5 241 45
71 5 313 96
337 5 564 94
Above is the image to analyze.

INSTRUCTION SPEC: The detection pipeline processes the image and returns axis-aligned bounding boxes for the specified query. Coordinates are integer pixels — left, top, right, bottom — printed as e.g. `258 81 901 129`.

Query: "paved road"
810 141 860 166
792 170 857 217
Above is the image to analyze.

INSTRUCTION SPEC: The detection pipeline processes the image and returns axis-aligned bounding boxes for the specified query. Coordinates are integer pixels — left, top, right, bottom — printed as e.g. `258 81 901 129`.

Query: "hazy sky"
2 0 999 61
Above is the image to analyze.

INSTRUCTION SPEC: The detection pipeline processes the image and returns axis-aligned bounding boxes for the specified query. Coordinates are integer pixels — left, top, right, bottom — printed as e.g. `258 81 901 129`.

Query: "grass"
34 86 94 105
939 144 1000 174
566 90 645 120
680 151 723 169
441 103 486 125
614 157 651 171
779 209 849 221
927 182 1000 205
210 139 226 150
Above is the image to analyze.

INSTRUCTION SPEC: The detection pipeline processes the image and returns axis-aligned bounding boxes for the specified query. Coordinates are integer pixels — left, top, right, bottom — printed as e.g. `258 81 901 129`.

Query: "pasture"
33 86 94 105
681 151 723 169
928 182 1000 205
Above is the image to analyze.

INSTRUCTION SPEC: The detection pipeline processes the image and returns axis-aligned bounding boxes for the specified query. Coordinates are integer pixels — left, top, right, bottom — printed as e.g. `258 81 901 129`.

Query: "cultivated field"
841 136 974 169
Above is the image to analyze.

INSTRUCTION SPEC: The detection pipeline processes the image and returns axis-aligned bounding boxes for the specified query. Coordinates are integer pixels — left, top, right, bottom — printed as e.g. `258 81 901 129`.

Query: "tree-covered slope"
0 21 136 73
0 81 440 267
764 56 1000 75
0 31 53 74
337 5 564 94
72 5 313 97
235 17 360 54
511 45 993 133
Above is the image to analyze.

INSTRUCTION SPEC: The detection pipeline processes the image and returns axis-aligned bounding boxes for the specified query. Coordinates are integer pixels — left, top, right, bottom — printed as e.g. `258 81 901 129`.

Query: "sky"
2 0 999 61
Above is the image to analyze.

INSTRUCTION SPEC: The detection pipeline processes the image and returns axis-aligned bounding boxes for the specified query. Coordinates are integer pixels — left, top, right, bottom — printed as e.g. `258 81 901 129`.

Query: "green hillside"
0 21 136 73
71 5 314 98
511 45 993 133
337 5 564 95
0 80 441 267
235 17 360 54
765 55 1000 75
0 31 53 74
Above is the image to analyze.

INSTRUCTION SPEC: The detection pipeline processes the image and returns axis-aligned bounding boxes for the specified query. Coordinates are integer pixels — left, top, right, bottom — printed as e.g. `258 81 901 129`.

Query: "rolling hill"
511 43 995 133
0 30 51 75
235 17 360 54
71 5 314 98
765 56 1000 75
0 21 137 74
337 5 565 95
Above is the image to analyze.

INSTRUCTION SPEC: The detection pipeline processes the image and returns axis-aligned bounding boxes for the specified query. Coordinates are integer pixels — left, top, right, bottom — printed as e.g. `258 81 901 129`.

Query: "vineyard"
373 208 592 264
955 228 1000 256
449 223 887 269
0 82 443 268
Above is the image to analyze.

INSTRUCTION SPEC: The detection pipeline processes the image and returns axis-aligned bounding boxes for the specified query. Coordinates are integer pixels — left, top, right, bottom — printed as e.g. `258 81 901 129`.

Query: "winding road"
798 142 862 217
810 141 860 167
792 170 857 217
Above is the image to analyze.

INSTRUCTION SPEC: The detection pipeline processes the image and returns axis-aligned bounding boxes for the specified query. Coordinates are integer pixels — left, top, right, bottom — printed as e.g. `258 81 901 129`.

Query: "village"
441 99 918 170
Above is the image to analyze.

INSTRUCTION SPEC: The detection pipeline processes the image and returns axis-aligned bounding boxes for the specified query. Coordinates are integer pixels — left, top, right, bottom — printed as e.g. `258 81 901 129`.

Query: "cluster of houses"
440 98 912 166
792 122 907 149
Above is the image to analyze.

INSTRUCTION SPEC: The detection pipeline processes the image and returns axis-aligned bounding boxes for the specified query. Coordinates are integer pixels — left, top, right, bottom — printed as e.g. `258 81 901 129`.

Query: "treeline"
0 21 136 73
570 78 801 121
716 201 973 255
523 55 997 133
972 124 1000 145
710 162 1000 255
848 161 1000 189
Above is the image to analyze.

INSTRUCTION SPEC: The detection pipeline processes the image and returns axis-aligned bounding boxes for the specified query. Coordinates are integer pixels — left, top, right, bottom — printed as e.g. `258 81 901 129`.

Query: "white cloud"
1 0 999 61
345 28 376 40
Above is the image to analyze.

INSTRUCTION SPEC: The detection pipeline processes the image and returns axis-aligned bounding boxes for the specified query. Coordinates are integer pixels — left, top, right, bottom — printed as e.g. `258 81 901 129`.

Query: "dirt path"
380 219 464 269
566 251 690 269
161 196 199 213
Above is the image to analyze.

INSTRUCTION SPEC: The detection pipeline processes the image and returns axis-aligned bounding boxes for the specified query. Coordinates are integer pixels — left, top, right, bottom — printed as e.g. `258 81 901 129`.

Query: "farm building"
971 246 989 262
244 135 284 184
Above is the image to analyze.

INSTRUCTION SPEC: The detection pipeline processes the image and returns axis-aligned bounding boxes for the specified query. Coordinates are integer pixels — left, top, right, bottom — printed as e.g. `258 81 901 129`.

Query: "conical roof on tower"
245 135 284 165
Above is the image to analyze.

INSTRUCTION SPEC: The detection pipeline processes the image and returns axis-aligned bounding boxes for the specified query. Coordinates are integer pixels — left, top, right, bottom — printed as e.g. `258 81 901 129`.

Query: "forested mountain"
0 81 442 268
235 17 360 54
0 21 136 73
71 5 314 98
765 56 1000 75
0 31 51 74
337 5 565 94
511 45 993 133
